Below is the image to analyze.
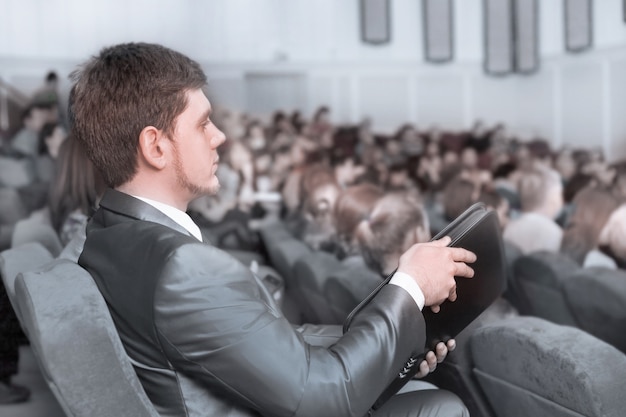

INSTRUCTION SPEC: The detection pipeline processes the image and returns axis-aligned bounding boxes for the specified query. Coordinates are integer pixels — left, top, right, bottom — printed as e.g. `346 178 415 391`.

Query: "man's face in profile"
168 89 226 200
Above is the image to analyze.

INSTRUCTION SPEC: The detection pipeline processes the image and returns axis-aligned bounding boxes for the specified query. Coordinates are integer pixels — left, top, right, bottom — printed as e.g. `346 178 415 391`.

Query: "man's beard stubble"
172 144 220 198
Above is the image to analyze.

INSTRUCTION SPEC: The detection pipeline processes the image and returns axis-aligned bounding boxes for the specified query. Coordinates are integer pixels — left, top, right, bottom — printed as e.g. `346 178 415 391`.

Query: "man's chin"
203 180 220 196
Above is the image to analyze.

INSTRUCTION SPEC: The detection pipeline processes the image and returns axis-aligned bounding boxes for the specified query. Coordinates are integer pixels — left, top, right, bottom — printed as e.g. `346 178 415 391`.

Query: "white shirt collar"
133 195 203 242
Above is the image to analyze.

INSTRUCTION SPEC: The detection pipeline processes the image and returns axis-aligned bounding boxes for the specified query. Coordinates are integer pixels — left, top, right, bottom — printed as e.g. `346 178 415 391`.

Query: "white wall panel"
415 73 465 129
471 76 518 127
307 77 334 118
357 75 410 132
244 73 306 119
594 0 626 49
610 59 626 162
560 62 604 149
455 0 482 62
205 77 246 113
334 76 354 125
538 0 563 57
1 1 626 160
512 70 555 140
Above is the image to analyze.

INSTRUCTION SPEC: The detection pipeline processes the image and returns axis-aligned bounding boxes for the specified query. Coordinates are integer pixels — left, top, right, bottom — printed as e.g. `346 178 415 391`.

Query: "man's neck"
116 182 189 212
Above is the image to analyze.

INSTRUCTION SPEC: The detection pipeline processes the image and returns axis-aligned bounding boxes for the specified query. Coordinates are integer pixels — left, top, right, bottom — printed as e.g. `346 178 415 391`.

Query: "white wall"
2 0 626 160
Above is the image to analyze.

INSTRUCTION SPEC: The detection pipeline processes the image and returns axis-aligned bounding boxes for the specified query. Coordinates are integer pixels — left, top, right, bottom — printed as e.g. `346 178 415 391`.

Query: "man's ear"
138 126 169 170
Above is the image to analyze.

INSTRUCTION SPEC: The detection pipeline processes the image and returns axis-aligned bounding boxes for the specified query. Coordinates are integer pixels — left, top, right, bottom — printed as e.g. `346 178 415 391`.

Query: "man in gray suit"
71 42 475 417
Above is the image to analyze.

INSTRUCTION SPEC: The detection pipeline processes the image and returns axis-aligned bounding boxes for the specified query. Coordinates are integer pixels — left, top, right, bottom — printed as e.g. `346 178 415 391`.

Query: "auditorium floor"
1 345 65 417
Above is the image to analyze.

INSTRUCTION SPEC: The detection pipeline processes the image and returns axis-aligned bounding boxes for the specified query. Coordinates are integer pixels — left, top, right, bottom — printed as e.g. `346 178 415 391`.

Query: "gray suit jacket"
78 189 426 417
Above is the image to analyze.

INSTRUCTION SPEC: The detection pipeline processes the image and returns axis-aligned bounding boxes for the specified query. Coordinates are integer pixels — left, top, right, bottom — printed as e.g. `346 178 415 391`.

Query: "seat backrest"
11 216 63 257
470 316 626 417
426 298 518 417
0 242 53 323
292 252 342 324
268 239 312 284
512 251 580 325
259 221 311 282
0 186 28 224
323 261 382 324
501 240 523 309
563 267 626 354
14 259 159 417
0 156 35 188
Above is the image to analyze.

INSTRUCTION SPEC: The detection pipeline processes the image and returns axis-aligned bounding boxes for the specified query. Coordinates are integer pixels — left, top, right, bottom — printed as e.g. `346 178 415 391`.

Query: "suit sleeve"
153 243 426 417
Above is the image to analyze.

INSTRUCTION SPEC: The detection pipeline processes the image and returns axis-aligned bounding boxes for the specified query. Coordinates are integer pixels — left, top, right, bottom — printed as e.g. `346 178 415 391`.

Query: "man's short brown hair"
70 42 207 188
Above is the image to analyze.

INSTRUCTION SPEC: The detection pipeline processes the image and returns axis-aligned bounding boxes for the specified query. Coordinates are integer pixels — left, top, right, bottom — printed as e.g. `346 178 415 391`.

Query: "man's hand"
397 236 476 311
415 339 456 378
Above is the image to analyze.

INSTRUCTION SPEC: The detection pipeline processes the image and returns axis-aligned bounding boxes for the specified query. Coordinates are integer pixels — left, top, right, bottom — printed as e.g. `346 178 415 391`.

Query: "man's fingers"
425 351 437 371
429 236 451 247
416 360 430 378
430 304 441 313
435 342 448 363
449 247 477 263
453 262 474 278
446 339 456 352
448 288 458 302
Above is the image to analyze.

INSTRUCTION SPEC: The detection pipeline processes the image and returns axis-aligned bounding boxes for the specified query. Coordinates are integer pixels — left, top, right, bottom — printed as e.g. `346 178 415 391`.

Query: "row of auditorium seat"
508 249 626 354
259 220 381 325
258 221 626 417
3 239 626 417
0 242 159 417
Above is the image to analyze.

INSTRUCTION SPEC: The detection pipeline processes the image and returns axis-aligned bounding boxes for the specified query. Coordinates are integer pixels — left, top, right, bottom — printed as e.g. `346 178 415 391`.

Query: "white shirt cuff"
389 271 425 311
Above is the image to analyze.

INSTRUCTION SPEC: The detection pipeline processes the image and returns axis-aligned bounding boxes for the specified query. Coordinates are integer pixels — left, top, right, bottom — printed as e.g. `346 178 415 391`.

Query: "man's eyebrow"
199 108 212 123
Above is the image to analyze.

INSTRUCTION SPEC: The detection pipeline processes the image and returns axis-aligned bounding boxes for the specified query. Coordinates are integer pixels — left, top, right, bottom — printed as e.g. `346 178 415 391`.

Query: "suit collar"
98 188 193 238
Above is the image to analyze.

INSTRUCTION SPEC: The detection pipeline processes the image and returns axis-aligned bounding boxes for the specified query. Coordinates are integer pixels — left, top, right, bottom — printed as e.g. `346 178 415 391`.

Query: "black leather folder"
343 202 506 410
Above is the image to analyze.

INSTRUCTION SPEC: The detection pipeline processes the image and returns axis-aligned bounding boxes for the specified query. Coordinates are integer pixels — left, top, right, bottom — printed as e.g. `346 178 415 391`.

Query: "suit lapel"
97 189 193 238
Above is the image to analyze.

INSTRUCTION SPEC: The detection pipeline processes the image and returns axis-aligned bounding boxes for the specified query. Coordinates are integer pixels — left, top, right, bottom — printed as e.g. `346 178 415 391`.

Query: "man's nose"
212 129 226 148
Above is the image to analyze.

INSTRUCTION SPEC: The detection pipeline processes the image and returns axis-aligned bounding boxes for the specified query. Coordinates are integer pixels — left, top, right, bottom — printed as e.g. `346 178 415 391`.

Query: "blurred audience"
503 166 564 254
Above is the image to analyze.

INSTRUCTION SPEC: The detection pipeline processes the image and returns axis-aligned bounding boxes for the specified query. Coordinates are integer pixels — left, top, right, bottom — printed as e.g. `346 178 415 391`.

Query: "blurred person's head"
460 146 479 170
560 186 621 264
385 137 402 158
517 166 563 219
424 139 442 158
38 122 67 158
21 105 50 132
49 136 105 235
387 163 411 190
45 71 59 89
554 149 577 183
598 204 626 266
299 165 341 249
356 192 430 275
312 106 330 125
478 188 510 229
333 183 384 256
70 42 208 189
611 160 626 201
244 120 266 152
442 176 477 221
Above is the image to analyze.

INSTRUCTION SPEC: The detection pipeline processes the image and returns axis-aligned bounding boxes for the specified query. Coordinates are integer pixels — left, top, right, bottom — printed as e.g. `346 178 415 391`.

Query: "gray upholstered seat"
501 240 523 307
0 186 28 224
470 316 626 417
11 216 63 258
14 259 159 417
323 259 382 324
292 251 342 324
511 251 580 325
563 267 626 354
0 242 53 323
259 223 311 286
426 298 518 417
